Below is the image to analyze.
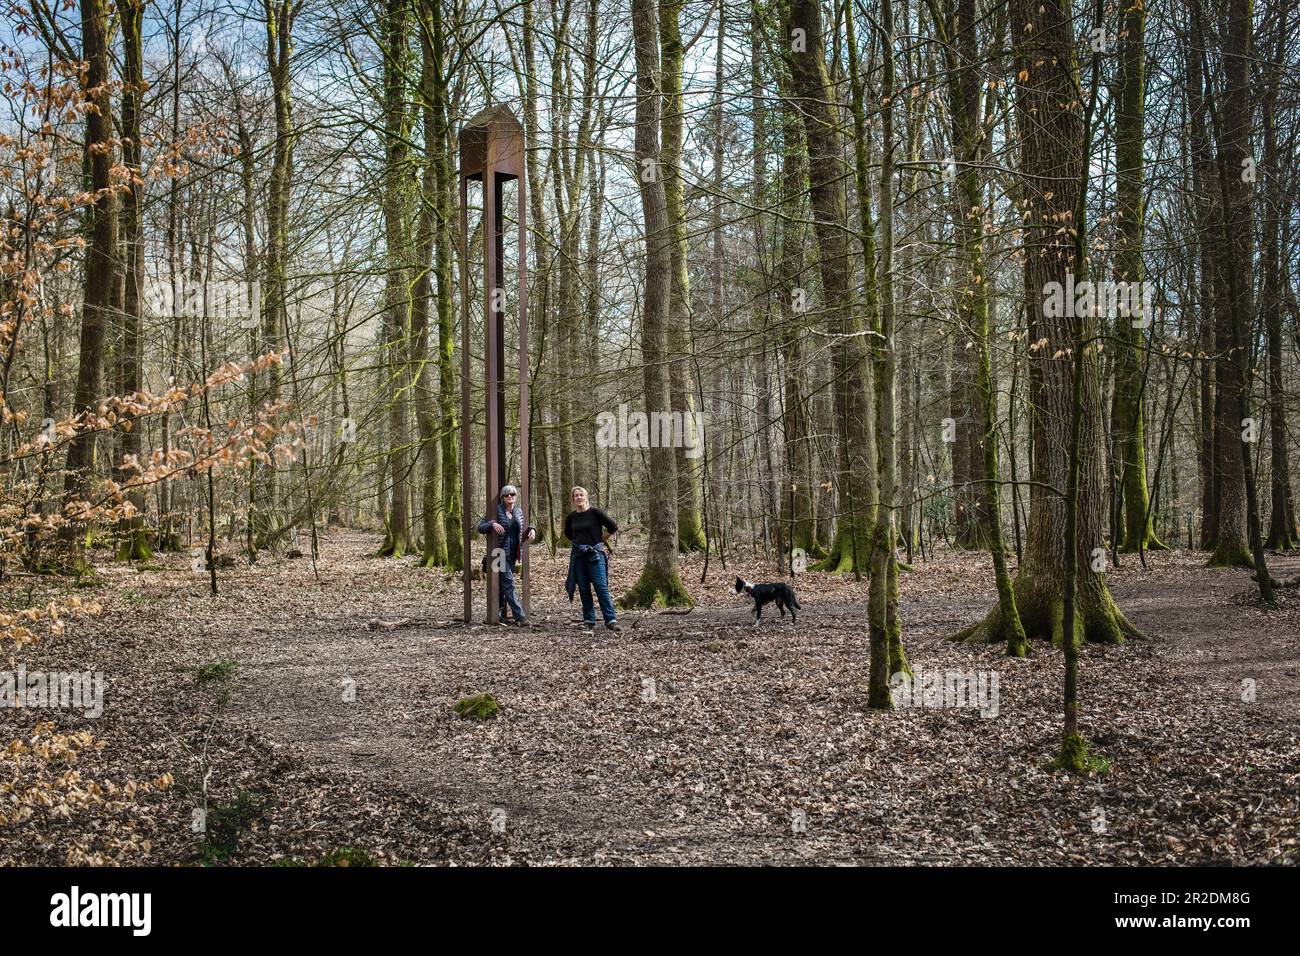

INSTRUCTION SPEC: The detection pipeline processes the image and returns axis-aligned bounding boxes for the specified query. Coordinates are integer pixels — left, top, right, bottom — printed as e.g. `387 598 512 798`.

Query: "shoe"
515 618 530 628
581 621 595 631
606 621 621 633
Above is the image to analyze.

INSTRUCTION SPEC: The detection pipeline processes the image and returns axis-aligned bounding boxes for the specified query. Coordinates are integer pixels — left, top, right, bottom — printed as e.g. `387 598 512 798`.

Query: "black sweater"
564 507 618 546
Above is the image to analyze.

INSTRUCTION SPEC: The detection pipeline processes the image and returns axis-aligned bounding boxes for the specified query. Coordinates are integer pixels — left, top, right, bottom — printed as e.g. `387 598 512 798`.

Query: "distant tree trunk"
157 0 184 553
621 0 691 608
521 0 553 548
1186 37 1218 549
1111 0 1161 553
62 0 117 567
943 0 992 551
750 7 781 568
1260 40 1297 550
584 155 607 503
958 0 1139 646
788 0 875 577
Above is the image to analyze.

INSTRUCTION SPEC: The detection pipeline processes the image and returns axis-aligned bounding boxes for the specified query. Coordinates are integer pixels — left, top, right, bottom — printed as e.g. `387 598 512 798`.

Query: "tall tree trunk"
659 0 704 552
253 0 295 553
521 0 553 547
958 0 1139 646
414 1 446 566
1186 36 1218 549
1111 0 1161 552
750 6 782 569
377 0 413 558
866 0 907 707
62 0 118 567
1205 0 1253 569
788 0 875 577
621 0 691 607
1260 35 1297 550
776 81 817 558
114 0 151 562
935 0 1026 653
944 0 992 551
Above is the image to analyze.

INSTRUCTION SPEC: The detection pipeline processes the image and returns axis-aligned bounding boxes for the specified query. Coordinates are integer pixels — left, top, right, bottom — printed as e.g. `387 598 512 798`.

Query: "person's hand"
491 522 505 534
526 528 536 542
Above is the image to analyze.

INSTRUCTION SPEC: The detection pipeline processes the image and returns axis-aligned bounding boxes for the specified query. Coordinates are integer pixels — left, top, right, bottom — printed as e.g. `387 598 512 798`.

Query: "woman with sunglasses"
477 484 535 626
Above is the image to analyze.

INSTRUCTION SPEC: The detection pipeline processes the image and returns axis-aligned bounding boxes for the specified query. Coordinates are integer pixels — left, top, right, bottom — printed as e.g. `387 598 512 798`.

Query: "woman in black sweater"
563 486 620 631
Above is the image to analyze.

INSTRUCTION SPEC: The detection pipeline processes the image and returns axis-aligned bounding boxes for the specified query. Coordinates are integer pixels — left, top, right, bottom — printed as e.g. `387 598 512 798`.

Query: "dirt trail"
189 534 1298 864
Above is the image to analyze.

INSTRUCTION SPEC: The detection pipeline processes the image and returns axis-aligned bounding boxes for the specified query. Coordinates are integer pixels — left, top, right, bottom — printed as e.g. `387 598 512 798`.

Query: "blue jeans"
498 567 525 621
574 550 617 625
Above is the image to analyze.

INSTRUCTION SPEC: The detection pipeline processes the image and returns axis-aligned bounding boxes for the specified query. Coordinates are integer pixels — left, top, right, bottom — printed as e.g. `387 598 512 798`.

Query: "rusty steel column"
517 157 530 616
459 107 527 625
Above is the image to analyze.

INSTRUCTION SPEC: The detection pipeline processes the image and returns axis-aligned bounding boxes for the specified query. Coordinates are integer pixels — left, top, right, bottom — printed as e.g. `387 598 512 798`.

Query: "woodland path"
188 533 1300 864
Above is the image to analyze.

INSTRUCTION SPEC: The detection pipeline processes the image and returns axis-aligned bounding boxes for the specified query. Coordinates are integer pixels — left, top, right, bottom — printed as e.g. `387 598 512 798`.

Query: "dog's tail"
791 593 802 609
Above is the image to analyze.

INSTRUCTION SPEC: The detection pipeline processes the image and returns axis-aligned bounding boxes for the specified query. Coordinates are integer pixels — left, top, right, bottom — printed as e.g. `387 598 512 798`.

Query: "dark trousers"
574 551 617 625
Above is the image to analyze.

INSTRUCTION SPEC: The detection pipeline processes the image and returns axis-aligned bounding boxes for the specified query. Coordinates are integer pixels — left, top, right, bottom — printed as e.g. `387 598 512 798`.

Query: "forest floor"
2 528 1298 866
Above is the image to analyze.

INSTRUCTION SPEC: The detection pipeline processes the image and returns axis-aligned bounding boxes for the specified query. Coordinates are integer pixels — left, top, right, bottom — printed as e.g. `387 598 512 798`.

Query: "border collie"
735 576 801 625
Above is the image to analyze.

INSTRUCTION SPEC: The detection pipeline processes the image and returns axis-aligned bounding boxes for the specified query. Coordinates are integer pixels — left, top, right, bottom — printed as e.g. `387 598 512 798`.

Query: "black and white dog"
735 576 801 625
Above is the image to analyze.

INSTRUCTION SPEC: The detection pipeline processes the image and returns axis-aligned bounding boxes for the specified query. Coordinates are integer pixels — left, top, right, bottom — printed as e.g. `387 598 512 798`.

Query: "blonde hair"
570 486 589 500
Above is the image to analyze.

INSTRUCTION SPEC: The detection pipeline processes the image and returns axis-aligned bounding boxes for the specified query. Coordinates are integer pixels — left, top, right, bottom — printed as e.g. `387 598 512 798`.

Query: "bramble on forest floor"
316 846 379 867
192 660 238 684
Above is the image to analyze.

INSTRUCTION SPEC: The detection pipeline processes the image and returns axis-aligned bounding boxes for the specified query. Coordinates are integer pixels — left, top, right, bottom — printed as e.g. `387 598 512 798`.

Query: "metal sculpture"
459 106 529 624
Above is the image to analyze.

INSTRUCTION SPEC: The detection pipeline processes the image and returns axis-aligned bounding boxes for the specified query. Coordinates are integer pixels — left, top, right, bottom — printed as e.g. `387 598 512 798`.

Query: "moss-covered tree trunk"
788 0 875 577
1110 0 1163 554
413 0 446 567
957 0 1139 648
621 0 691 609
434 77 461 571
934 0 993 555
659 0 705 553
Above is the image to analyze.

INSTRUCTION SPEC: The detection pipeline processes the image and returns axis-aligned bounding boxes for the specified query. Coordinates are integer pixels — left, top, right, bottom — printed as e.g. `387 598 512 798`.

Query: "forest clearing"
4 531 1296 866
